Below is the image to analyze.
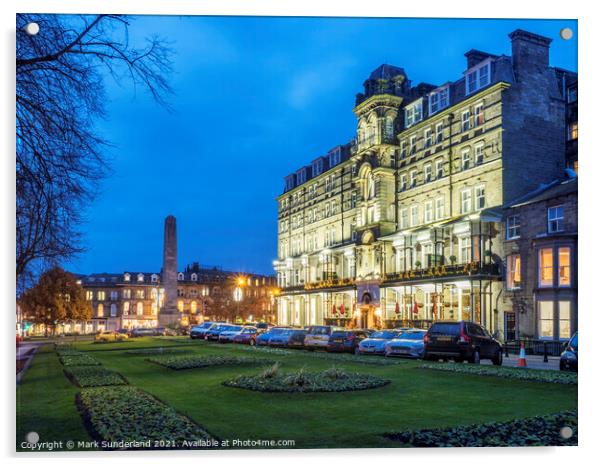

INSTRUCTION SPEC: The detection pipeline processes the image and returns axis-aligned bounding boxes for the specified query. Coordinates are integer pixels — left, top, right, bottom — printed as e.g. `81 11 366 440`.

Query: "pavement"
16 341 45 384
481 353 561 370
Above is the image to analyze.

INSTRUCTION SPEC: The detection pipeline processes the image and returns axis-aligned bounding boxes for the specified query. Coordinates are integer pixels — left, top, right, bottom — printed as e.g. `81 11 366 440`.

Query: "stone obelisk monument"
159 215 179 325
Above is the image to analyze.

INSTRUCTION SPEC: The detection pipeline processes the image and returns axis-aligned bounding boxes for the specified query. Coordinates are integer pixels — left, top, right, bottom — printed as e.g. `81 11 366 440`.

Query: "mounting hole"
559 426 574 439
24 22 40 36
560 28 573 40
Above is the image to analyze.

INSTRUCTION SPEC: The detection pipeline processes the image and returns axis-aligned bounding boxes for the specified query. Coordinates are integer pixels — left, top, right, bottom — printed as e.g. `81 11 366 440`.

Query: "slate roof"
506 176 578 209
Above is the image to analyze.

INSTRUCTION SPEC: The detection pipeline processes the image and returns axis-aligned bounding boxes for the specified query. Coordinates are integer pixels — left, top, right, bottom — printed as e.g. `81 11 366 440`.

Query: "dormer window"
151 274 158 283
429 86 450 115
296 170 306 185
124 273 131 282
137 273 144 282
177 272 184 280
329 150 341 167
312 159 323 177
465 61 491 95
191 273 198 281
405 99 423 128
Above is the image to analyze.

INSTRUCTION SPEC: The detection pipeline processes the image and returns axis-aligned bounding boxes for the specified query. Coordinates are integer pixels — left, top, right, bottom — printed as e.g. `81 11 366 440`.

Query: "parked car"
423 321 503 364
268 329 308 348
304 325 343 350
95 331 128 342
129 328 158 338
218 326 245 343
327 330 371 353
256 327 290 346
384 329 427 358
190 322 215 339
205 324 238 341
560 331 578 371
232 327 259 345
358 330 402 355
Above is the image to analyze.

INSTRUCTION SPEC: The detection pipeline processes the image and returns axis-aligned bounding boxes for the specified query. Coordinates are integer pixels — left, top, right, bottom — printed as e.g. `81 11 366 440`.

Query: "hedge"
224 365 390 393
59 353 101 367
419 362 577 384
147 354 275 370
64 366 127 388
78 386 215 448
385 410 577 447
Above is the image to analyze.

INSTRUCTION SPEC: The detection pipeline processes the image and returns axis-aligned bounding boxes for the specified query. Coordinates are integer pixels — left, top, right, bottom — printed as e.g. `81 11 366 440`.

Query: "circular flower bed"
223 364 390 393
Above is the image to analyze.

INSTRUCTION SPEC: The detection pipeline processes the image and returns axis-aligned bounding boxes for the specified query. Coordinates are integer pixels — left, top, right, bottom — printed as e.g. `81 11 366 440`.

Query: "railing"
384 262 500 283
304 278 356 291
503 339 567 357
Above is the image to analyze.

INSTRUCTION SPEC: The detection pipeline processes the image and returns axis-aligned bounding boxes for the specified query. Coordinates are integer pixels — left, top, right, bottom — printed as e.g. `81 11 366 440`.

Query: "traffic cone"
518 342 527 367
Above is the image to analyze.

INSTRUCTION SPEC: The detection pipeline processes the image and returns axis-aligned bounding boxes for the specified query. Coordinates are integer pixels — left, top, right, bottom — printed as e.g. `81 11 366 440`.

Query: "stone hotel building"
274 30 575 340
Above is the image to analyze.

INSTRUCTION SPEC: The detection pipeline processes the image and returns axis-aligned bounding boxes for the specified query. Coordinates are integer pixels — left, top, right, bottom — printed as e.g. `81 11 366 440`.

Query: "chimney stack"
509 29 552 75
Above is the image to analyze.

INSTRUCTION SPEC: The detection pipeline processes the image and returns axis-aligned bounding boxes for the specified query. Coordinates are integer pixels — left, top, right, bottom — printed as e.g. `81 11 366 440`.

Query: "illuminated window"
97 291 106 301
506 254 521 289
123 302 130 316
86 291 93 301
124 273 131 282
97 303 104 317
558 247 572 287
151 302 157 315
123 289 131 299
191 301 197 313
137 273 144 282
176 300 183 312
136 289 145 299
136 302 143 316
559 301 571 339
538 248 554 287
568 122 578 140
548 206 564 233
538 301 554 339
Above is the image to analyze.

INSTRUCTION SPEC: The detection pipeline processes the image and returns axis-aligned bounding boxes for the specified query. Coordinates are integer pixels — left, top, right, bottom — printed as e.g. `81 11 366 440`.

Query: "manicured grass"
17 338 578 449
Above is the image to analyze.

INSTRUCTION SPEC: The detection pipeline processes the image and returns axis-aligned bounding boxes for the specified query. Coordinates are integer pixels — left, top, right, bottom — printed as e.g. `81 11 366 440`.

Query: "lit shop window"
538 248 554 287
506 254 521 289
558 247 572 287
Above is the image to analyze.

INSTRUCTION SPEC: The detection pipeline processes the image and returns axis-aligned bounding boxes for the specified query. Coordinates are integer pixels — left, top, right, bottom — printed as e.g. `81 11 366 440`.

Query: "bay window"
538 248 554 287
558 247 572 287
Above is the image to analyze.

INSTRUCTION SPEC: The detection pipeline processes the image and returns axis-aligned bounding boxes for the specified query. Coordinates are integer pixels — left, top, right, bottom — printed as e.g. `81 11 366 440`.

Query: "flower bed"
59 353 101 367
78 386 215 448
385 410 577 447
418 362 577 385
147 354 275 370
125 348 193 356
55 344 80 356
224 364 390 393
64 366 127 388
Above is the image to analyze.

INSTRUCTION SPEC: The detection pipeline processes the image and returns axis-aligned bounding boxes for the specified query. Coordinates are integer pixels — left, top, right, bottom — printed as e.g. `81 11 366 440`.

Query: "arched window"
97 303 104 318
178 272 184 281
191 273 197 281
385 115 395 141
110 303 117 317
191 301 197 313
136 302 144 316
177 300 184 312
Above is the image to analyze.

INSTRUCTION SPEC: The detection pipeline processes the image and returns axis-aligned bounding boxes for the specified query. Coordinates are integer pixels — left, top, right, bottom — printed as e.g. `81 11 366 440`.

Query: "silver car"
385 329 427 358
358 330 402 355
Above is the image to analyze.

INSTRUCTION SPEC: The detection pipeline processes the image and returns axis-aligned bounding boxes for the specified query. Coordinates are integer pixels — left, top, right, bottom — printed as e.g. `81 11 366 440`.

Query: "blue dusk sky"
66 16 577 276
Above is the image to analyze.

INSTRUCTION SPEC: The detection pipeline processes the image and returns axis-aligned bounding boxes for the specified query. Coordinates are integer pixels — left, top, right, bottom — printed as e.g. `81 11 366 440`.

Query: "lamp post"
234 276 246 322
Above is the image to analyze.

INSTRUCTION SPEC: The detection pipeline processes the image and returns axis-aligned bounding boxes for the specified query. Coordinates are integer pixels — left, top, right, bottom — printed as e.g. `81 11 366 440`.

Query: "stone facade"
500 177 577 341
274 29 573 340
160 215 179 325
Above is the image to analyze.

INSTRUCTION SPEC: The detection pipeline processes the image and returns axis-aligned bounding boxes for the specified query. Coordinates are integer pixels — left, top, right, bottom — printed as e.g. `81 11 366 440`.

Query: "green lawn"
17 337 577 450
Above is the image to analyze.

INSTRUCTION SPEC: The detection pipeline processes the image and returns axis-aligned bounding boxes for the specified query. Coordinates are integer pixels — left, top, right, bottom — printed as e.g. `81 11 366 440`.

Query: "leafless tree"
16 14 173 285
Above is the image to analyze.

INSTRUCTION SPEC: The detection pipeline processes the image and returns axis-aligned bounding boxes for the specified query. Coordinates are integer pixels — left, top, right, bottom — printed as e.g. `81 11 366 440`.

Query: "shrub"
148 354 275 370
224 367 390 393
59 353 101 367
260 362 281 379
64 366 127 388
125 348 193 356
385 410 577 447
78 386 215 447
419 362 577 385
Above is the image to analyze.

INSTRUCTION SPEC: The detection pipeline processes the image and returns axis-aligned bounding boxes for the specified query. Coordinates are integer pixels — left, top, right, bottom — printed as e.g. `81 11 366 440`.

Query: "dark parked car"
423 321 503 365
129 327 158 338
189 322 215 339
327 330 371 353
560 332 578 371
268 329 308 348
232 327 259 345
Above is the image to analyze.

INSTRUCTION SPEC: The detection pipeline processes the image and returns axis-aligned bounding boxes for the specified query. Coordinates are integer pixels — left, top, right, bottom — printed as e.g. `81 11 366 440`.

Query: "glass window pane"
558 247 571 286
559 301 571 339
538 301 554 338
539 248 554 287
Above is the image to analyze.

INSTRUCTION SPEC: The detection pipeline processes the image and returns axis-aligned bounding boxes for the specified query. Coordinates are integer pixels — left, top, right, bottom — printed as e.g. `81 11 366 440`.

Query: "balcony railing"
384 262 500 283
